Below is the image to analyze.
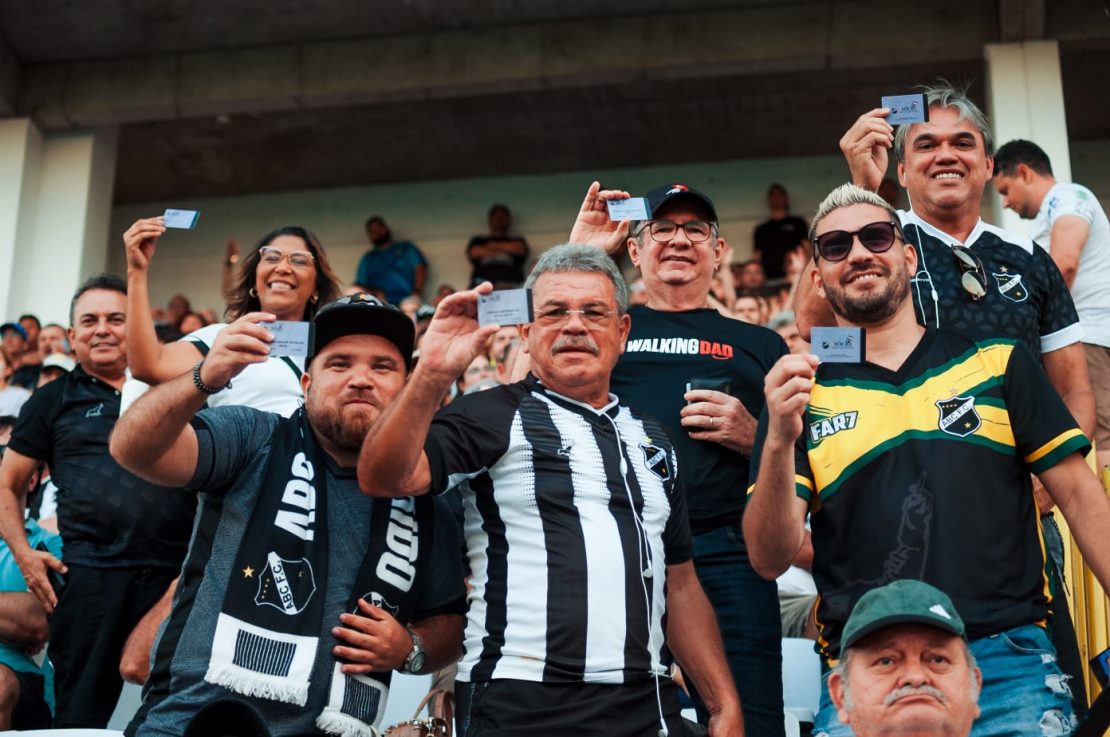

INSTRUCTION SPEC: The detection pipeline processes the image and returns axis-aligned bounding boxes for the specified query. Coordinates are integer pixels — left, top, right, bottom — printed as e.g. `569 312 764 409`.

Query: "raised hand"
839 108 895 192
764 353 820 447
568 181 633 255
417 283 501 383
199 312 277 388
123 217 167 273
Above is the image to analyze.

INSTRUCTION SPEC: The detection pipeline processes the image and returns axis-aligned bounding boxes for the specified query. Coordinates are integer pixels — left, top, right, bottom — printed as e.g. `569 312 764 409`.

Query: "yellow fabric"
1056 454 1110 704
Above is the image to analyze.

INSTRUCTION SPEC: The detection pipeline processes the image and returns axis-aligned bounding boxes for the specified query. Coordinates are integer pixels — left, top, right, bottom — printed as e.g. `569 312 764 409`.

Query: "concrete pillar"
0 118 43 322
984 40 1071 235
0 123 118 326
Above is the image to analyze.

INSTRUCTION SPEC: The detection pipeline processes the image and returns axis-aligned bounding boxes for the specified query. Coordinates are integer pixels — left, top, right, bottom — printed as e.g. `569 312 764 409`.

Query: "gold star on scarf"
243 566 255 578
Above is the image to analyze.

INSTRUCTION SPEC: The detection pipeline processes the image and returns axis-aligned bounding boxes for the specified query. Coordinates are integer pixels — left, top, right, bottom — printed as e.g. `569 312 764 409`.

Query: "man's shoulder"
438 381 529 420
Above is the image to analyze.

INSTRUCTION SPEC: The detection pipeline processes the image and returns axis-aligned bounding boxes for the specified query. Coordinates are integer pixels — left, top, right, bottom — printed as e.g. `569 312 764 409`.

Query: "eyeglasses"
814 221 900 262
951 245 987 301
535 307 617 326
640 220 715 243
259 247 315 270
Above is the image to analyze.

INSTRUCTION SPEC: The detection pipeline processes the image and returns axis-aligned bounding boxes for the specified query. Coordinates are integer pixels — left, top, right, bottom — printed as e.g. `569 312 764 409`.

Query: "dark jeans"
460 678 684 737
687 525 784 737
49 564 178 727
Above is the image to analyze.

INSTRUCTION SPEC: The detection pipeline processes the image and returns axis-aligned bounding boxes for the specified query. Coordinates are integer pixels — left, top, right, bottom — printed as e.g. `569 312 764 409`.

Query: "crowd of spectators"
0 79 1108 737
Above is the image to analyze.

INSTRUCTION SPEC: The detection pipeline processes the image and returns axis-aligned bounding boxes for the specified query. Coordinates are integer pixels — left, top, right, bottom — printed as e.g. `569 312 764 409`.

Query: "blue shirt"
0 519 62 711
354 241 427 305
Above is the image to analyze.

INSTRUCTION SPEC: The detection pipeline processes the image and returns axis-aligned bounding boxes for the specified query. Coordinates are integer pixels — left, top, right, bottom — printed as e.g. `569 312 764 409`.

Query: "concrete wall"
107 140 1110 317
107 153 851 315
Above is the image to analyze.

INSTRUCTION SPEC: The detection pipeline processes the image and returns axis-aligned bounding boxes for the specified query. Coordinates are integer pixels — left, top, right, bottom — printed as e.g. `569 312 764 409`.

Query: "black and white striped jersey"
424 375 692 685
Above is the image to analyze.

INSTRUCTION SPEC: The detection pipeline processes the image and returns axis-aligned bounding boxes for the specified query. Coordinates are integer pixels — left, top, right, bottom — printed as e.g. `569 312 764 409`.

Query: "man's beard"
307 399 376 452
824 261 911 326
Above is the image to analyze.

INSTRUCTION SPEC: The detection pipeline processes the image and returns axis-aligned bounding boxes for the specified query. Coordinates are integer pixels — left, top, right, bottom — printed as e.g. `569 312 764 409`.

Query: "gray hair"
767 310 797 332
808 183 903 255
835 641 981 710
893 82 994 163
524 243 629 314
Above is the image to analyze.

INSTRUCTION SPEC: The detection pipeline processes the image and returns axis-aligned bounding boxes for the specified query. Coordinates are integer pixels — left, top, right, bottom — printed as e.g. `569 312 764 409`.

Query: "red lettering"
699 340 712 355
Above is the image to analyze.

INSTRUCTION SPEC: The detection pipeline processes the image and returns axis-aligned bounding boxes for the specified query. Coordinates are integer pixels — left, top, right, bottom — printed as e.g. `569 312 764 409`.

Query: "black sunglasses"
951 245 987 301
814 221 900 262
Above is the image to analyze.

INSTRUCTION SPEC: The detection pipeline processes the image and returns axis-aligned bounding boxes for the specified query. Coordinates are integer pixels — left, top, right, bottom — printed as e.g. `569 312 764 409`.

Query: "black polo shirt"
8 365 195 568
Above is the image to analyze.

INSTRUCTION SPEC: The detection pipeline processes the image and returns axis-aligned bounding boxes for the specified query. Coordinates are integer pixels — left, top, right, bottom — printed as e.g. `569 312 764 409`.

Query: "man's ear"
300 368 312 398
897 160 907 188
811 261 827 300
828 670 851 725
628 237 642 268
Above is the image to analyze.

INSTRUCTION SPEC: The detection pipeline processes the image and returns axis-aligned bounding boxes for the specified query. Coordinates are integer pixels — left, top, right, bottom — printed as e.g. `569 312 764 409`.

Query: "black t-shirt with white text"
612 306 787 533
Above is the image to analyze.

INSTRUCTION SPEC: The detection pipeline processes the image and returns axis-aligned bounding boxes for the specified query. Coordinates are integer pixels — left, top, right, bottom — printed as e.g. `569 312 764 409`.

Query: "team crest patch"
255 552 317 615
936 396 981 438
640 442 671 480
364 590 399 617
992 271 1028 302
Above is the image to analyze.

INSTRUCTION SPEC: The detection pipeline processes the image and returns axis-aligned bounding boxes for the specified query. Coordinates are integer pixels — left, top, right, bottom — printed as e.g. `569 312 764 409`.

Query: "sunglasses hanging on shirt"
951 245 987 301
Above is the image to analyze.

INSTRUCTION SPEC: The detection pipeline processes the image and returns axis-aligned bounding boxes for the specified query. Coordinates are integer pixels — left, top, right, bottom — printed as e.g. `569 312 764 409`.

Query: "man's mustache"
552 336 599 355
884 684 947 706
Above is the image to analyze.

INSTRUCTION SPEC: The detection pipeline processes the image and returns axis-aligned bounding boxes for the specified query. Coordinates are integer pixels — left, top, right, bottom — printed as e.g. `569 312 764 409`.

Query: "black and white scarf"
205 408 432 736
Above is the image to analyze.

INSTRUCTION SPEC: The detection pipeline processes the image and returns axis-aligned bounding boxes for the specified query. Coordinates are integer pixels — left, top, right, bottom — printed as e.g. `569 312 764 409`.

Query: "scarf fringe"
316 707 381 737
205 662 310 707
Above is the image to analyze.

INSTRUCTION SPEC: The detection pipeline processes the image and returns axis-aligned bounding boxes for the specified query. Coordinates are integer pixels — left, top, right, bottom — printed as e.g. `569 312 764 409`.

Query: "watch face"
409 651 426 672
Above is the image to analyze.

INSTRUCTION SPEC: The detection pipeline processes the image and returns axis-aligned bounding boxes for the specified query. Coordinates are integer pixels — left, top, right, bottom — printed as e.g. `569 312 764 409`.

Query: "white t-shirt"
120 323 305 417
1032 182 1110 348
182 323 305 416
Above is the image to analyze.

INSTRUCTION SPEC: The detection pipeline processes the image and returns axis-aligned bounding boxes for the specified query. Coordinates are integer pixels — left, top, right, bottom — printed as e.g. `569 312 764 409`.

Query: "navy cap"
644 184 718 222
0 323 28 341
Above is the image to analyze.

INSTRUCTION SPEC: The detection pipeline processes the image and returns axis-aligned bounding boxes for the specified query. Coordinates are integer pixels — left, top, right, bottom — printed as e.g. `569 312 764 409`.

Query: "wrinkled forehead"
74 288 127 320
310 333 404 370
902 106 989 154
532 271 617 305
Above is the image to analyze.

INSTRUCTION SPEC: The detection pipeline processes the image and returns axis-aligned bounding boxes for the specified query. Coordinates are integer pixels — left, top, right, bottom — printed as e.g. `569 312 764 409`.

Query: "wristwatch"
401 628 426 674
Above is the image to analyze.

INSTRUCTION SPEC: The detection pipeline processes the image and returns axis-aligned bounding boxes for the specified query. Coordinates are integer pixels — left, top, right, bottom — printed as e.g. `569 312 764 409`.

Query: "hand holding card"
478 288 533 327
163 209 200 229
881 94 929 126
606 198 651 222
261 321 313 357
811 327 864 363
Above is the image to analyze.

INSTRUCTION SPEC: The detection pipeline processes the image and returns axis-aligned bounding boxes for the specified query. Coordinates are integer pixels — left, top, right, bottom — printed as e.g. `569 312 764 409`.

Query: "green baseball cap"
842 580 966 650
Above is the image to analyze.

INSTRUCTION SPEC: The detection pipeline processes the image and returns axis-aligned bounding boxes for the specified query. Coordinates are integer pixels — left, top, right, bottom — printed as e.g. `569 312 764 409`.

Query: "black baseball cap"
841 579 966 650
645 184 718 222
312 293 415 370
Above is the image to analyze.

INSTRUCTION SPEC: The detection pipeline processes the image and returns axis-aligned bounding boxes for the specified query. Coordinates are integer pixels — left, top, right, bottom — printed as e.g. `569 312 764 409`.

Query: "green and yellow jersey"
749 329 1089 659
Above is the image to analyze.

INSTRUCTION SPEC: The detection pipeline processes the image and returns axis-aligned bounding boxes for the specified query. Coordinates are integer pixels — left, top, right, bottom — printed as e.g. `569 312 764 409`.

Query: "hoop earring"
249 287 258 298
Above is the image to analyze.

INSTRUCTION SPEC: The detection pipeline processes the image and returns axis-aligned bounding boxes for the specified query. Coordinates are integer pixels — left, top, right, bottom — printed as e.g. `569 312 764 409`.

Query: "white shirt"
1031 183 1110 348
120 323 305 417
